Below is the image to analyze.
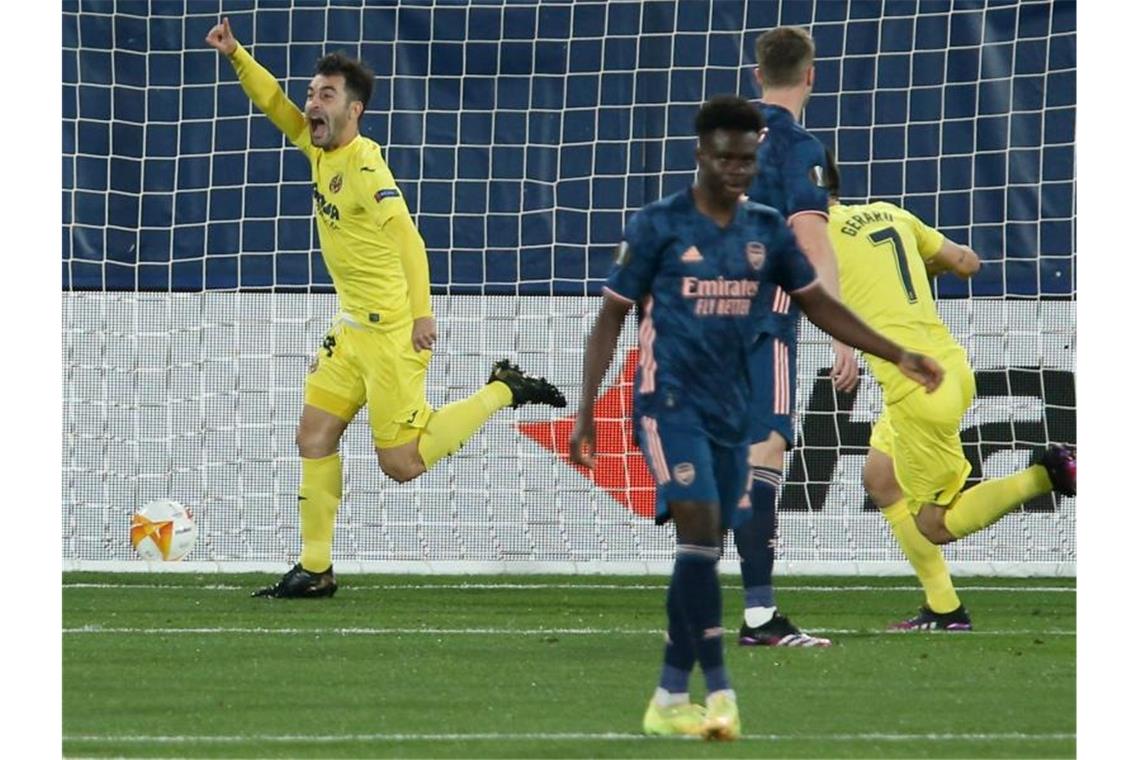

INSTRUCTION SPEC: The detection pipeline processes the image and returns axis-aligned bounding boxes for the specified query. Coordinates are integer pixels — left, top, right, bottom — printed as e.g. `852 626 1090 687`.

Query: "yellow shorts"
869 348 976 514
303 317 434 450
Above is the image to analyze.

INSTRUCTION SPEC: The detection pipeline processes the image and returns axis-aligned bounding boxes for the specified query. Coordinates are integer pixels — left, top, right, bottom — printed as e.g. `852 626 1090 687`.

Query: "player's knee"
915 507 954 545
863 456 902 507
863 471 895 508
296 430 336 459
377 450 426 483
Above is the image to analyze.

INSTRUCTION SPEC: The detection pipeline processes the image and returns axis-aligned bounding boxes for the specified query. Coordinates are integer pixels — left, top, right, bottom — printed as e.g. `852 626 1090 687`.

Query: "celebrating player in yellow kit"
205 18 565 598
821 151 1076 630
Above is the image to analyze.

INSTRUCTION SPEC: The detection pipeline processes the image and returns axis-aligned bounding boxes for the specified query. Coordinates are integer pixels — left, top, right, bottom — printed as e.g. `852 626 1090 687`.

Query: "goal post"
62 0 1076 575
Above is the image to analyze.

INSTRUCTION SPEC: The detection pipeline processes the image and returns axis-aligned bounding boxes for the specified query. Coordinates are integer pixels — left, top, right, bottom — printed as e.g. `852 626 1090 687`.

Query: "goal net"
63 0 1076 575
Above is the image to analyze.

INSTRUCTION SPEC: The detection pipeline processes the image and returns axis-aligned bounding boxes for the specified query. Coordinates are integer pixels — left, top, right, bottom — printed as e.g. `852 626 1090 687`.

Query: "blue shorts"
634 405 751 529
748 333 797 447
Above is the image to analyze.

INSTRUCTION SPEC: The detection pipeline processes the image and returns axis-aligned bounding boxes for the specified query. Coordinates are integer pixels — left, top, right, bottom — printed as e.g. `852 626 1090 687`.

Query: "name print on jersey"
838 208 897 237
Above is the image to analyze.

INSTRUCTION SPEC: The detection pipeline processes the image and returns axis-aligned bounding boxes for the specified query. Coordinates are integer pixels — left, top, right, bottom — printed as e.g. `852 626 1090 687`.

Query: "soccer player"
732 25 856 648
821 152 1076 629
569 96 943 740
205 19 565 598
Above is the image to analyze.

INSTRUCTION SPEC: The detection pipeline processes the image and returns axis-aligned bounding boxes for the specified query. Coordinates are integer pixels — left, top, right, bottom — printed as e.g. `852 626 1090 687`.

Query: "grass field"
62 573 1075 758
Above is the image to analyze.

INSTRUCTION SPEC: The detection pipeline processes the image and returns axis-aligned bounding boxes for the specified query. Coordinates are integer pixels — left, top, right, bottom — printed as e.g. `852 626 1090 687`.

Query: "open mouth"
309 116 329 141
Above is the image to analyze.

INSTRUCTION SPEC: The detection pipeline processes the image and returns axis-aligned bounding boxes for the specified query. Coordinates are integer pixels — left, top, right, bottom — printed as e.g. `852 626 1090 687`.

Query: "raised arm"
924 238 982 279
790 282 943 393
205 17 307 145
569 295 632 469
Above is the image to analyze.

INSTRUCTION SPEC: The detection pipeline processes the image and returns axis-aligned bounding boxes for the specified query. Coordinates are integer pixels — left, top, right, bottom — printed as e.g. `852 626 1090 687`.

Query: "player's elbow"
955 248 982 278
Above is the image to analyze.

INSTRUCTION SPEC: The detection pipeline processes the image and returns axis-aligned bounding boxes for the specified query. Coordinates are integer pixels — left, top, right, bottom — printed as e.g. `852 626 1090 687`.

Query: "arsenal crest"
673 462 695 486
329 173 343 194
746 241 766 270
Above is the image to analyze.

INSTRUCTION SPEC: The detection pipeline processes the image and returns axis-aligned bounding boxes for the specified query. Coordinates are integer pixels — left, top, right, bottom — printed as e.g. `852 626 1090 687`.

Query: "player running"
569 96 943 740
822 151 1076 629
205 18 565 598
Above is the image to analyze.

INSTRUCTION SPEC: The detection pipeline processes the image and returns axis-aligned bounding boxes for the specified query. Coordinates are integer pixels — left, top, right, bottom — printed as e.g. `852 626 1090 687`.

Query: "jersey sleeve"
351 146 414 229
228 44 313 159
603 211 659 304
768 216 819 292
895 205 946 259
349 146 432 319
779 134 831 221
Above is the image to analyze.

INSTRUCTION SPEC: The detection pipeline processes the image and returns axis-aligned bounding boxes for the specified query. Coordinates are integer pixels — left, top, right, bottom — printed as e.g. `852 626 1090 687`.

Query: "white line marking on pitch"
62 625 1076 637
62 582 1076 593
63 731 1075 744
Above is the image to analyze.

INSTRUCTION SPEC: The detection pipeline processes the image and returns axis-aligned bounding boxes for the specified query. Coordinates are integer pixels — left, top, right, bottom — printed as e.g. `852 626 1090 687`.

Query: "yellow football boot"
642 697 707 737
701 691 741 741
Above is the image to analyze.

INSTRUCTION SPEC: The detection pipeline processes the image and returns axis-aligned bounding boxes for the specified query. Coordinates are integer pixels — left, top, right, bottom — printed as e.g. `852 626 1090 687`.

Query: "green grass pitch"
63 573 1074 758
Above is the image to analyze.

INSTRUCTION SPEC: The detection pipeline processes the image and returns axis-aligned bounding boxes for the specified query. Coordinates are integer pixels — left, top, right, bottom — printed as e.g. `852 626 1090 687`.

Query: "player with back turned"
205 18 565 598
821 152 1076 629
727 26 861 647
569 96 943 740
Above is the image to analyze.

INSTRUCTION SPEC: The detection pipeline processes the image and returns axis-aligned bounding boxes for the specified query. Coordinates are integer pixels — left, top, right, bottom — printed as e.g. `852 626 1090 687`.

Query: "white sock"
653 687 690 707
707 688 736 702
744 605 777 628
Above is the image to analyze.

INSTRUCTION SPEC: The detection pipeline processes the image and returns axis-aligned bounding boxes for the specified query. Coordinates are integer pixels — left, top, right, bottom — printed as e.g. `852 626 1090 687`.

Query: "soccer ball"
130 499 197 561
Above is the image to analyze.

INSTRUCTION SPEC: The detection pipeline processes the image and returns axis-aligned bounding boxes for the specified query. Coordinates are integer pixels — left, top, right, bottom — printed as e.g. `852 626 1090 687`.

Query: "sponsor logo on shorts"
673 462 695 486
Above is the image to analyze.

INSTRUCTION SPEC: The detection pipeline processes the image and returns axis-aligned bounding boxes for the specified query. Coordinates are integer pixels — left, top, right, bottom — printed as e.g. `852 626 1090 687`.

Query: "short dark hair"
315 52 375 111
694 95 764 137
823 148 841 198
754 26 815 88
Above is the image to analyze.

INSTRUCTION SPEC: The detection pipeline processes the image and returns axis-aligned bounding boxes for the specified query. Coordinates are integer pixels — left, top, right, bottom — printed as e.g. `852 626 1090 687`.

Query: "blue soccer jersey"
604 189 818 445
748 102 831 340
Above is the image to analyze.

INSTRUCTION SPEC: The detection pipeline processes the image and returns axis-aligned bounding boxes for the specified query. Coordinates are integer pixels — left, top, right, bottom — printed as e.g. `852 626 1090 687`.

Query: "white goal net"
63 0 1076 575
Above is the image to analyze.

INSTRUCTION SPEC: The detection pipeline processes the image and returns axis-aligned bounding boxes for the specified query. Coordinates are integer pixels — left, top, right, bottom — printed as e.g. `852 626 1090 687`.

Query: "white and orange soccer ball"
130 499 197 561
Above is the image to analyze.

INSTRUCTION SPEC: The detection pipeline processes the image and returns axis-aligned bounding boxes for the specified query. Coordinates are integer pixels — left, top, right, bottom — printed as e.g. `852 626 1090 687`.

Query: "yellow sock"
882 500 960 613
416 382 513 469
298 453 342 572
944 466 1053 539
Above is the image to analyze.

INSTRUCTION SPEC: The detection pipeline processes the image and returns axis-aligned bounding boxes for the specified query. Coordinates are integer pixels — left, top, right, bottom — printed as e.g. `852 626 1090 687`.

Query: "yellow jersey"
229 44 431 332
829 201 963 403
